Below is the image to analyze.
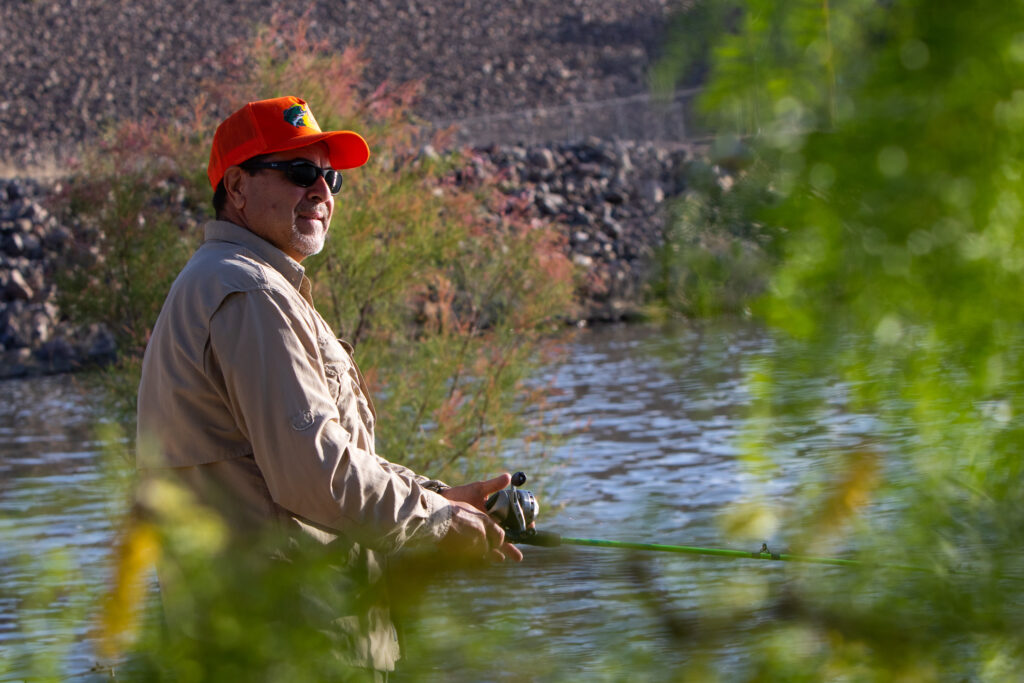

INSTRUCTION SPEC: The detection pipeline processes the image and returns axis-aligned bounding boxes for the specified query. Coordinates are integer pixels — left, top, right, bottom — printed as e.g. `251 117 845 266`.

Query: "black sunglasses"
242 159 343 194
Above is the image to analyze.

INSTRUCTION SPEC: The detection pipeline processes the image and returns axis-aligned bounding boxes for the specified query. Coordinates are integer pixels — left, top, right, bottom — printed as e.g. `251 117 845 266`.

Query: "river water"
0 321 873 681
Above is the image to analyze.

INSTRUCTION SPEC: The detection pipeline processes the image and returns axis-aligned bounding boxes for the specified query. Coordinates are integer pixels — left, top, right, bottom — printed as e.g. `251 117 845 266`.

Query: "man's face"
229 142 335 263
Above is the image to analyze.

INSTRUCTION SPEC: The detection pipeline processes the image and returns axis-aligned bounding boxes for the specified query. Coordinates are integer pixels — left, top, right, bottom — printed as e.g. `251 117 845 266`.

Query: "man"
136 96 520 676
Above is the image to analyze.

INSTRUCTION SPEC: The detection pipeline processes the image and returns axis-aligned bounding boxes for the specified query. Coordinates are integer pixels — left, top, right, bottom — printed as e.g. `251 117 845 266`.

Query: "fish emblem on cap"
283 104 313 129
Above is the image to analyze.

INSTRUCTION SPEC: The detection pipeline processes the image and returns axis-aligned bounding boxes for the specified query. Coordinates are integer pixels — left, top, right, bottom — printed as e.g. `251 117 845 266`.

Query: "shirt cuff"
420 479 450 494
410 487 453 546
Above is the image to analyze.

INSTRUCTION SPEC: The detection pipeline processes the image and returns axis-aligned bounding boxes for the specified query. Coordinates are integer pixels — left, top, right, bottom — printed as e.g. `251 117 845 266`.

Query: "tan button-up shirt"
136 220 452 669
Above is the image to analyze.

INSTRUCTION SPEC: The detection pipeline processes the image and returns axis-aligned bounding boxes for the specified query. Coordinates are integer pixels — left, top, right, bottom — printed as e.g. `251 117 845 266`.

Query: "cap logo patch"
283 104 313 129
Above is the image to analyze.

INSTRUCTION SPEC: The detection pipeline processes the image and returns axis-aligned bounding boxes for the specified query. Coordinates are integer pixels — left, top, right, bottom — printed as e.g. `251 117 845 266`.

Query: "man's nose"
306 174 331 201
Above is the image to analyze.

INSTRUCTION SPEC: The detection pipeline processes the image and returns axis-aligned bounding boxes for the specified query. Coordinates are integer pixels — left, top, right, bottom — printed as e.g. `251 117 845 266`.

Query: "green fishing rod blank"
519 530 922 572
519 531 1024 582
561 537 865 568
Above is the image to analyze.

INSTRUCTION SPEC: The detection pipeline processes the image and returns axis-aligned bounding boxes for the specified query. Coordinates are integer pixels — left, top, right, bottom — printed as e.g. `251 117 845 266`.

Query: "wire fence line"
429 88 709 149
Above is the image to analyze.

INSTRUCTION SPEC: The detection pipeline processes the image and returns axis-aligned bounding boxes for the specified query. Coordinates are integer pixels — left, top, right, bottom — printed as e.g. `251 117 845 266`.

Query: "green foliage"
650 0 741 99
647 157 780 317
648 0 881 320
111 481 386 682
665 0 881 140
650 0 1024 678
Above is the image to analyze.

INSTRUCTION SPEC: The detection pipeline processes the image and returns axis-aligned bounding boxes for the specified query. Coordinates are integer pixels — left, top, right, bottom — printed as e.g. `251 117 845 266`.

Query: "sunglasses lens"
284 162 342 194
324 170 343 194
286 162 320 188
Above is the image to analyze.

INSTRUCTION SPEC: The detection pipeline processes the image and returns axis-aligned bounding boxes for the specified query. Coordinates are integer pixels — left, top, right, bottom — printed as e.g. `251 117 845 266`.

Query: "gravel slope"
0 0 675 171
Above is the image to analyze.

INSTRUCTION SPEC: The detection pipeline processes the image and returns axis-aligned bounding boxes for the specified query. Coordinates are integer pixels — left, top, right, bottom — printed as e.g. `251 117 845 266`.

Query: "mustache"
296 203 329 220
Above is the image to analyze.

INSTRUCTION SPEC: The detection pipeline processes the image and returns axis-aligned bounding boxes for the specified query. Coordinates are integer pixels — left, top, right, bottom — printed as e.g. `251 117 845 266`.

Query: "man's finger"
478 473 511 497
440 473 514 512
501 542 524 562
484 518 506 550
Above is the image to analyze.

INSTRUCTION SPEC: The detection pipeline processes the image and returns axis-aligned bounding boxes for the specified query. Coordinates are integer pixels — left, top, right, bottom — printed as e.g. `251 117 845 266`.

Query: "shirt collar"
204 220 307 292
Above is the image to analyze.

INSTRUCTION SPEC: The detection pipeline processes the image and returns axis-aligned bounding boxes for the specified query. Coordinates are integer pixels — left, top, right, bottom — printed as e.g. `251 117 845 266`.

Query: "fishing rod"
486 472 1003 578
515 533 875 570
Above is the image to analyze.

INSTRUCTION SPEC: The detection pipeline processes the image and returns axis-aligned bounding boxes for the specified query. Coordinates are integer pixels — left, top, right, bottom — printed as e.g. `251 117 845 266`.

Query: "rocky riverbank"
469 139 691 319
0 178 117 379
0 139 706 379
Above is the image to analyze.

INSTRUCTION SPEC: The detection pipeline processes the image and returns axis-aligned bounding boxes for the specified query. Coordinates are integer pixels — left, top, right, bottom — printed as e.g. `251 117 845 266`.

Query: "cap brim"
270 130 370 170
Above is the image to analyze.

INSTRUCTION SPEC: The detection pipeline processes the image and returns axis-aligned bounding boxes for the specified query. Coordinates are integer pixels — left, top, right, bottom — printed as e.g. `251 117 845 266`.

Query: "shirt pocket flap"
318 335 351 367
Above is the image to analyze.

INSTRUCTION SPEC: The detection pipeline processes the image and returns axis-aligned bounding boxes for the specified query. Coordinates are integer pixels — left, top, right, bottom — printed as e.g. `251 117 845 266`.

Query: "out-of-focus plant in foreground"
647 156 781 318
647 0 1024 678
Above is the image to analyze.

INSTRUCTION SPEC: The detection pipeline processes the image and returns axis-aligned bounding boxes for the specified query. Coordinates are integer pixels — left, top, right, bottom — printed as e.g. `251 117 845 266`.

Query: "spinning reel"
485 471 539 543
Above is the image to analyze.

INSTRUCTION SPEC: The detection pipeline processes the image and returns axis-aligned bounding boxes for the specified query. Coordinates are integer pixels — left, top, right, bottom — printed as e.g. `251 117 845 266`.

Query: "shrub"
647 155 781 318
650 0 1024 678
55 14 575 481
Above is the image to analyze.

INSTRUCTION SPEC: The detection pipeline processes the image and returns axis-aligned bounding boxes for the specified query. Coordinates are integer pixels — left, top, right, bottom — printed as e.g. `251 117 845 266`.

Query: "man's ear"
222 166 247 211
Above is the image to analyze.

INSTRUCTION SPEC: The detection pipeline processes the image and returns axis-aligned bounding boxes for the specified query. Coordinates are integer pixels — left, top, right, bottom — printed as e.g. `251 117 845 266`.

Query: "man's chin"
291 233 326 259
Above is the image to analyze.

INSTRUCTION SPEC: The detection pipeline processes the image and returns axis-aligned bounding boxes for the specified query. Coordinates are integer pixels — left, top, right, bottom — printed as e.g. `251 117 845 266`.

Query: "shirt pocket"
317 336 376 444
317 334 350 406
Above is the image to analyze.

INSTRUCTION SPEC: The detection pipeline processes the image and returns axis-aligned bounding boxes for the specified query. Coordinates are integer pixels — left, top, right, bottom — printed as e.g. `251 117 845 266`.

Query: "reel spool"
486 471 539 542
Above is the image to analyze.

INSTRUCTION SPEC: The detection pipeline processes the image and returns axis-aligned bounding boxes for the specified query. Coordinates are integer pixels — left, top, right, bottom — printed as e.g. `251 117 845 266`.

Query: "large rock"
4 268 33 301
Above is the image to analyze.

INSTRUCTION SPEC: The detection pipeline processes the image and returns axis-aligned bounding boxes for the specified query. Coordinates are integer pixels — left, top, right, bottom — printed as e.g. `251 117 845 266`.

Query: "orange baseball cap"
207 96 370 189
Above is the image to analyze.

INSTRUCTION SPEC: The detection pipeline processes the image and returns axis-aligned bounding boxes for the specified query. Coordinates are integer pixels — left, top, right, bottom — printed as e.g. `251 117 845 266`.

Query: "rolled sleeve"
208 289 451 552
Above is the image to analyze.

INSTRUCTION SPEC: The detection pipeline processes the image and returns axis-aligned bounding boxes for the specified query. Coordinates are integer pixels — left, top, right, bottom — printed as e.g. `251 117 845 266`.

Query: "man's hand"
439 474 524 562
441 473 510 512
